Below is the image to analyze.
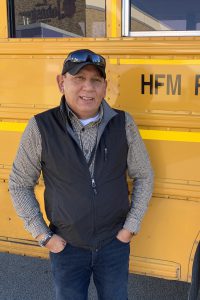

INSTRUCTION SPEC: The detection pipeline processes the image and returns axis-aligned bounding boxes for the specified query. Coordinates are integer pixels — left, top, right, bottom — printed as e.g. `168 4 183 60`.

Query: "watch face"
38 232 53 247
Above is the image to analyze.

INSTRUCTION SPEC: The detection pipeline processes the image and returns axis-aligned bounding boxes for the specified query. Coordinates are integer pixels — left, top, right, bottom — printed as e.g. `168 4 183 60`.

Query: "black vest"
35 102 129 250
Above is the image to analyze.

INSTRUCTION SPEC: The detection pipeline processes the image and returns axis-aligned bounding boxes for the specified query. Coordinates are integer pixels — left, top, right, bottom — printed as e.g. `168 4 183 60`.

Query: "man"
9 49 154 300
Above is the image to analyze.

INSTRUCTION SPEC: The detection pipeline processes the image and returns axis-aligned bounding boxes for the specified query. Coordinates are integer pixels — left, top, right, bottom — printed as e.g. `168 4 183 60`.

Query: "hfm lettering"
141 74 181 95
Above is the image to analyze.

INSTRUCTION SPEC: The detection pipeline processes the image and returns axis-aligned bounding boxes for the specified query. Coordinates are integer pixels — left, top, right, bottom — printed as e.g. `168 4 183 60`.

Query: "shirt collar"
65 100 103 128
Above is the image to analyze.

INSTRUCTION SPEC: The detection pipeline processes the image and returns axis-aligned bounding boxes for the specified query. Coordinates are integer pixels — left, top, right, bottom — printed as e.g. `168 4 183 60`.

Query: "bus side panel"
0 40 200 282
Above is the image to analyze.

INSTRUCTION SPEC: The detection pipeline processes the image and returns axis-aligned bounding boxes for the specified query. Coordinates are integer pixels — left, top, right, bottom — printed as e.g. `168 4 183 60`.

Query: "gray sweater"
9 100 154 239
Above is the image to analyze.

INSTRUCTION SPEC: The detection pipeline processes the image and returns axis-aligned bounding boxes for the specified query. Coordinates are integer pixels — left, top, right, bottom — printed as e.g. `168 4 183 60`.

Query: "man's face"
57 65 107 119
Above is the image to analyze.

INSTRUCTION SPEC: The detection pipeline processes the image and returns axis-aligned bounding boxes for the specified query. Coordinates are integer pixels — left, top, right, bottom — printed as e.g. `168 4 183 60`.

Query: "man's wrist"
38 231 54 247
123 227 136 236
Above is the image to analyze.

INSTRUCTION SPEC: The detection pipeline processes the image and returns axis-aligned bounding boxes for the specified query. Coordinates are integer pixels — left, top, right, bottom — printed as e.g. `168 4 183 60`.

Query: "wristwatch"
38 231 54 247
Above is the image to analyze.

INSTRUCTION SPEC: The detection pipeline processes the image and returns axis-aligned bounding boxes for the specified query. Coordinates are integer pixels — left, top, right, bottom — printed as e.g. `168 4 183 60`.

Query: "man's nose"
82 79 95 90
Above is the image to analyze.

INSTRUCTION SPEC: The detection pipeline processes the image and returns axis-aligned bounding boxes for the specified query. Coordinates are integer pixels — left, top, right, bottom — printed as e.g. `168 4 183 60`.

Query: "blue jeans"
50 237 130 300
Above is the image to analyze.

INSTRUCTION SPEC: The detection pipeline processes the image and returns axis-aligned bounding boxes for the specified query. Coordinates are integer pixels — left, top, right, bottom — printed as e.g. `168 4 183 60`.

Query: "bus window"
122 0 200 37
10 0 105 38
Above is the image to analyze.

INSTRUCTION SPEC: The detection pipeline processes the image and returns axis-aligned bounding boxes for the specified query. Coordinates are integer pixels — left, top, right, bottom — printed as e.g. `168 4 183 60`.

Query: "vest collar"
59 95 118 127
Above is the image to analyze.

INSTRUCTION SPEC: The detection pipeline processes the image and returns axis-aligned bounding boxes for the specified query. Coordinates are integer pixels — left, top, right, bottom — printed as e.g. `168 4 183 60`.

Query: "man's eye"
75 76 84 80
93 78 101 82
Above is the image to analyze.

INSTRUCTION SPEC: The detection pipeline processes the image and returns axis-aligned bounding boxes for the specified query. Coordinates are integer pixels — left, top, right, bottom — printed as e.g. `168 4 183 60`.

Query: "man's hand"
116 228 134 243
45 234 67 253
36 233 67 253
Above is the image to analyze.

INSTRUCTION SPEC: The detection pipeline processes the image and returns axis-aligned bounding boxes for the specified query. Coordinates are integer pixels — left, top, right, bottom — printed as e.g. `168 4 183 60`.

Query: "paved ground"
0 253 190 300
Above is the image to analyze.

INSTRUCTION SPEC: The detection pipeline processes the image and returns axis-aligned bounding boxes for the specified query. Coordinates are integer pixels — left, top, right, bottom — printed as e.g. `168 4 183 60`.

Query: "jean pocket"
115 237 130 245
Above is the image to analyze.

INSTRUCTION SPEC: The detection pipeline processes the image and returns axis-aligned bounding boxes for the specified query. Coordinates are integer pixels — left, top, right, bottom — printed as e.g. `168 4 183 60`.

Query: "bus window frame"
8 0 16 38
122 0 200 37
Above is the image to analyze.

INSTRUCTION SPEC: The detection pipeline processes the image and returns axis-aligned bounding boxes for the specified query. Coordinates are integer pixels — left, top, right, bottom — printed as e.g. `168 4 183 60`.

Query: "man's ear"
103 79 107 98
57 75 64 93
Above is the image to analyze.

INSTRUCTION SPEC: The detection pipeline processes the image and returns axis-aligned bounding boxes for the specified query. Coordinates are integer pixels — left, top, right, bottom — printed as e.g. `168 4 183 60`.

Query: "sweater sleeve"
9 117 50 238
123 112 154 234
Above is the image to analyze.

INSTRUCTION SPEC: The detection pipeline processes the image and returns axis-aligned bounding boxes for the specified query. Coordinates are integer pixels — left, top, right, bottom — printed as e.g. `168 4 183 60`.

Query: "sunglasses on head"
64 49 106 67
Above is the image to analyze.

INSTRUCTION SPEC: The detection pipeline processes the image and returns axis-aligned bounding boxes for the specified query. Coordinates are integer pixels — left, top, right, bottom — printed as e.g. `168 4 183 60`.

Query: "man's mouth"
80 96 94 101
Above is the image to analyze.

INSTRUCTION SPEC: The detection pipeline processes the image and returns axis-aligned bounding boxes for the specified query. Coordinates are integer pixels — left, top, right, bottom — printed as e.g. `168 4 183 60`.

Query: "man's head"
57 49 107 120
62 49 106 79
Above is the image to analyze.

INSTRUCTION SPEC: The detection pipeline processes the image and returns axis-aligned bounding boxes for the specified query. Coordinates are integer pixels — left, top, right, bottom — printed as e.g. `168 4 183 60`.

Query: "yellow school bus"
1 0 200 297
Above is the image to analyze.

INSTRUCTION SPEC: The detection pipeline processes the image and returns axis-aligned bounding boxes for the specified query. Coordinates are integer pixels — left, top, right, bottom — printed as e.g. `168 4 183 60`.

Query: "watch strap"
38 231 54 247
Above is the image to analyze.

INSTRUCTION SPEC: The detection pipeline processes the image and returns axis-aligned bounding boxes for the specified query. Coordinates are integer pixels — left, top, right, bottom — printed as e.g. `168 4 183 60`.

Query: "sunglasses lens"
65 50 105 67
90 54 105 66
68 51 88 63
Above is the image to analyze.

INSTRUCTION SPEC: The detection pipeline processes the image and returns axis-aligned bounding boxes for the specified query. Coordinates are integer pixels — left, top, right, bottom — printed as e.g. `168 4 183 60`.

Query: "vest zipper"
91 177 97 237
91 178 97 195
104 147 108 161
